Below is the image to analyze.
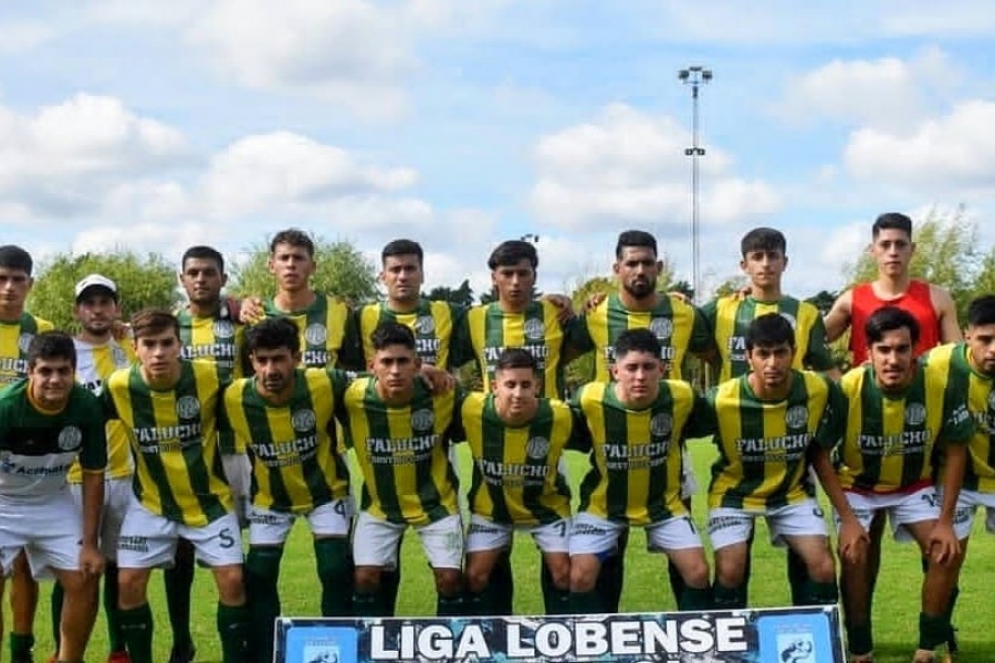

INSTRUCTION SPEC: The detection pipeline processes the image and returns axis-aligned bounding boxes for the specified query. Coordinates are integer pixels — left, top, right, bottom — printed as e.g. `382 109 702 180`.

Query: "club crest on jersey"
17 333 33 353
415 315 435 335
175 395 201 420
213 320 235 340
58 426 82 451
650 317 673 340
112 346 128 366
785 405 808 429
779 312 798 329
524 318 545 341
410 408 435 432
526 436 551 459
305 323 327 346
650 413 673 437
291 408 316 432
905 403 927 426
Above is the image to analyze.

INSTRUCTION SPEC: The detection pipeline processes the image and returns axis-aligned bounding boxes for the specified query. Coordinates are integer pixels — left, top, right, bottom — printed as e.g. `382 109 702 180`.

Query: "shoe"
107 651 132 663
911 650 936 663
168 644 196 663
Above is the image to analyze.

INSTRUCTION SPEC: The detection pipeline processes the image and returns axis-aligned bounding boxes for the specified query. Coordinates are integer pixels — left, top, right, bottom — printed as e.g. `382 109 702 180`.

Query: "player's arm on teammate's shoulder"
543 293 577 324
419 362 456 394
823 288 853 343
689 304 719 364
684 391 717 441
238 294 266 325
931 284 964 344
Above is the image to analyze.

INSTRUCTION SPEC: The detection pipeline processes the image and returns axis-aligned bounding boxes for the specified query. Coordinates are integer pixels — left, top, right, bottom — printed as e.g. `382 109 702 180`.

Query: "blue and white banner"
275 606 845 663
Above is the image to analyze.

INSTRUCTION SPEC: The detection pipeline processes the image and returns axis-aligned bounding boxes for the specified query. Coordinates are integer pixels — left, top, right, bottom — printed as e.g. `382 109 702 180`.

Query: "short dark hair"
740 227 786 256
270 228 315 258
864 306 920 347
246 317 300 355
495 348 538 373
967 295 995 328
871 212 913 239
615 230 658 260
0 245 33 276
746 313 796 351
381 239 424 267
371 321 416 352
614 328 662 360
130 308 180 341
488 240 538 270
181 246 225 272
28 331 76 369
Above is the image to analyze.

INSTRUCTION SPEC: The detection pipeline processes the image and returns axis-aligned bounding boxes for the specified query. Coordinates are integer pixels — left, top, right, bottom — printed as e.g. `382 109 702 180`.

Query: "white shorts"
465 515 570 554
708 500 829 551
71 476 133 561
248 499 352 546
836 487 937 543
117 502 243 569
222 453 252 528
353 512 463 570
941 488 995 539
568 512 703 556
0 490 82 578
681 448 698 500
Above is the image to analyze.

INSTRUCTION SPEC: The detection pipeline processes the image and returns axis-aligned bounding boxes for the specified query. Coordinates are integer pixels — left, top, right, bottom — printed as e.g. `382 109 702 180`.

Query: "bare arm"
931 285 963 344
931 443 966 564
80 471 106 577
823 289 853 343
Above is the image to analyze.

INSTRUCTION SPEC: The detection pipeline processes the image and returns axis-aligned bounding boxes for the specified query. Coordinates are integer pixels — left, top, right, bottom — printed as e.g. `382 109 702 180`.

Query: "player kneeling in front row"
704 313 861 611
222 318 354 663
462 348 574 616
569 328 712 613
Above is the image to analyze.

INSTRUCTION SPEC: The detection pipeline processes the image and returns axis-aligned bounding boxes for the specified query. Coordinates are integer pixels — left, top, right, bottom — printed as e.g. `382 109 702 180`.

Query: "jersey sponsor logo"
570 522 611 537
17 333 33 353
650 413 672 438
175 395 201 420
213 320 236 339
524 318 545 341
904 402 926 426
415 315 435 335
650 317 673 340
291 408 317 433
707 514 747 534
785 405 809 429
779 312 798 329
467 520 504 535
118 535 149 553
526 436 550 459
58 426 83 451
305 323 327 346
410 409 435 432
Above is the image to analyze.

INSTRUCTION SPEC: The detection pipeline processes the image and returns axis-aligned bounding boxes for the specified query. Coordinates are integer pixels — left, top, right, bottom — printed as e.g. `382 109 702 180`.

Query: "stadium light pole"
678 65 711 303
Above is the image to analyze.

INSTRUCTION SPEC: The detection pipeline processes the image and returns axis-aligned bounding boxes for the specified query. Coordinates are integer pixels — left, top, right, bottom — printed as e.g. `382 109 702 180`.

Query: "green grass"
11 441 995 662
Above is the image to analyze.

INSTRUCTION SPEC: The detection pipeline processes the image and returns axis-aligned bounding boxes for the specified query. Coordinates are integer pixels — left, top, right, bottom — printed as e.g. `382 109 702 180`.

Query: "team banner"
275 605 845 662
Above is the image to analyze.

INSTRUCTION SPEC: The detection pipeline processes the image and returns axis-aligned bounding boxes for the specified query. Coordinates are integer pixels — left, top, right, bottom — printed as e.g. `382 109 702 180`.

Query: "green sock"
787 549 809 605
596 553 624 612
918 612 950 652
946 585 960 652
796 578 839 606
539 561 570 615
489 550 514 614
104 563 126 653
119 604 154 663
679 585 713 611
51 583 65 651
846 622 873 657
353 591 390 617
217 603 249 663
9 632 34 661
713 582 746 610
436 594 464 616
314 538 352 617
569 590 603 614
246 546 283 663
164 543 196 651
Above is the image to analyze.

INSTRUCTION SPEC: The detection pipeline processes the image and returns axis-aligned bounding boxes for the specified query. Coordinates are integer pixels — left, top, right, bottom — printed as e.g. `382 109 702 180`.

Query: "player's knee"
569 557 599 593
806 552 836 584
545 557 571 591
117 569 149 608
464 561 492 594
433 568 463 598
212 564 246 605
57 570 97 597
714 552 747 588
354 566 382 594
679 556 711 589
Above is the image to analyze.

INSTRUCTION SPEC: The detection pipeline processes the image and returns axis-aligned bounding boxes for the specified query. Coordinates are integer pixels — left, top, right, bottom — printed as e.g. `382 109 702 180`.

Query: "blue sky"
2 1 993 300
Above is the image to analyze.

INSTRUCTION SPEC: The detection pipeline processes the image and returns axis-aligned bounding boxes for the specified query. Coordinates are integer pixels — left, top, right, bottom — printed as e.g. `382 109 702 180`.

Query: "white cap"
74 274 118 301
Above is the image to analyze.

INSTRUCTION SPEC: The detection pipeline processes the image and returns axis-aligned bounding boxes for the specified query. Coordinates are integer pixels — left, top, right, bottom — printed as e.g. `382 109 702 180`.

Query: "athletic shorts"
353 512 463 570
465 514 569 554
117 502 243 569
71 476 133 561
939 488 995 539
0 489 82 578
248 499 352 546
568 512 703 556
836 487 937 543
708 500 828 550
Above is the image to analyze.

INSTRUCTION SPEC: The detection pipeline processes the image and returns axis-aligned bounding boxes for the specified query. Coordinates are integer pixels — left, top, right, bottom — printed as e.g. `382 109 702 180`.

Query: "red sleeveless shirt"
848 279 940 365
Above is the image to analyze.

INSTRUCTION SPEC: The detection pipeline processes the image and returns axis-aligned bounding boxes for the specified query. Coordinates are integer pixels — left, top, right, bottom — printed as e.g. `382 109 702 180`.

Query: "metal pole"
679 66 710 304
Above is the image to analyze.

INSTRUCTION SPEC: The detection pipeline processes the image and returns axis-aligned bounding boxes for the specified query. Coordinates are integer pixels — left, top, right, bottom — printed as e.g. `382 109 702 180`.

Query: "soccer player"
341 322 463 617
0 245 55 663
835 307 971 663
569 328 711 613
704 314 858 611
461 348 574 615
49 276 135 663
0 331 107 663
223 318 353 663
104 309 247 663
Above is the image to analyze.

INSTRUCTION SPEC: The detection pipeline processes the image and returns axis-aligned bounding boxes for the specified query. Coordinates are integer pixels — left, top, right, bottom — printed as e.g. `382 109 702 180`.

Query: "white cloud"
0 20 56 53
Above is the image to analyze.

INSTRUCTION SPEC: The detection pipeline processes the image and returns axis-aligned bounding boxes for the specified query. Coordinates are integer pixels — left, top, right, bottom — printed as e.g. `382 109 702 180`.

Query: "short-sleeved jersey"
69 337 135 482
576 292 712 381
572 380 697 525
104 360 232 526
0 313 54 387
453 300 579 399
839 359 974 494
702 295 835 381
461 392 573 526
704 370 845 511
340 377 459 526
0 380 107 503
223 368 351 514
176 305 246 383
263 294 358 369
357 299 460 369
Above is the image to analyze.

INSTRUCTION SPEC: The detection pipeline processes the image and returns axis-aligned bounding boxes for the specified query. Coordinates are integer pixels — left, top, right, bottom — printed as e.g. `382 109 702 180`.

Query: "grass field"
10 440 995 662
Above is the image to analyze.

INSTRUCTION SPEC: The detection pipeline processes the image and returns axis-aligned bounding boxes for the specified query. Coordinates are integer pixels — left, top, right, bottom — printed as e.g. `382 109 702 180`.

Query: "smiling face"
29 356 75 409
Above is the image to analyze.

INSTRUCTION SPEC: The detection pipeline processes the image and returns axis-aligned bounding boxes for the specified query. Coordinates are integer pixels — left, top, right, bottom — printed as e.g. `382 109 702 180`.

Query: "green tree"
228 235 378 307
427 280 475 309
711 276 748 299
28 251 179 331
969 247 995 302
806 290 839 316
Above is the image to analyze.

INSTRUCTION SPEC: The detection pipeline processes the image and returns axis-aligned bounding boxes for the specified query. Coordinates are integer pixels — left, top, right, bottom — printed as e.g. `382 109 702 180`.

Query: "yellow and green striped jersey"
453 300 579 398
705 370 845 511
176 306 246 382
701 295 834 382
839 357 974 494
461 392 573 526
0 312 54 387
572 380 698 525
263 294 360 370
576 292 712 381
69 337 136 482
356 299 460 368
103 359 232 526
223 368 351 514
340 377 459 526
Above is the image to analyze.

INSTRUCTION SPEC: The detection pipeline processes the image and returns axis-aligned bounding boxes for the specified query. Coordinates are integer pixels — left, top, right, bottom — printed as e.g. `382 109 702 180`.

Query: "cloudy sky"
2 1 993 300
